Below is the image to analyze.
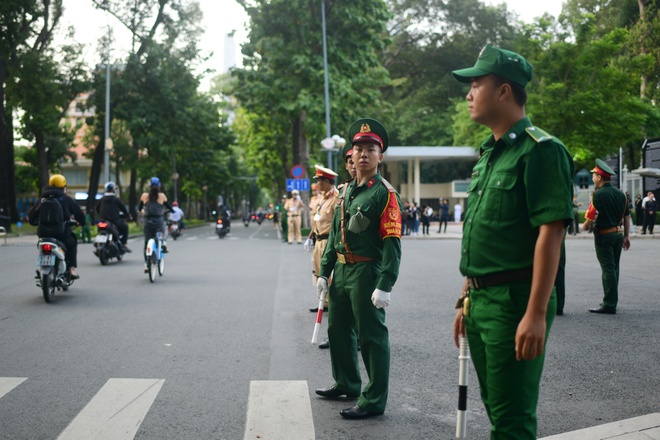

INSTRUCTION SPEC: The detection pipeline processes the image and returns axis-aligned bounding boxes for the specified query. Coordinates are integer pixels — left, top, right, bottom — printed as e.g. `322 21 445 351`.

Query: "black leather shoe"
318 338 330 349
589 306 616 315
309 307 329 313
315 386 358 399
340 405 383 419
556 309 564 316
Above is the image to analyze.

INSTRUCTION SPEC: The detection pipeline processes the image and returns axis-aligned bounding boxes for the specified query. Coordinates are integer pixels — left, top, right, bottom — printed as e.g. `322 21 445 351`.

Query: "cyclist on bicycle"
138 177 173 272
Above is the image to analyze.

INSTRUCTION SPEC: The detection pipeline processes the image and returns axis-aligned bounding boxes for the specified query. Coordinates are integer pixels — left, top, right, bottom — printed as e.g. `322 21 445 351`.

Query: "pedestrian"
401 202 410 235
453 202 462 222
582 159 631 314
641 191 657 235
634 194 643 226
305 165 339 349
625 192 635 236
421 205 432 235
284 189 305 244
81 209 93 243
438 199 449 233
409 202 419 236
451 45 574 439
315 118 402 419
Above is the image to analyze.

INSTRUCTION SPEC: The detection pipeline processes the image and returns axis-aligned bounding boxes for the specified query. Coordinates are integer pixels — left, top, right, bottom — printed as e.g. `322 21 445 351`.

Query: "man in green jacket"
315 118 402 419
586 159 631 314
451 45 574 439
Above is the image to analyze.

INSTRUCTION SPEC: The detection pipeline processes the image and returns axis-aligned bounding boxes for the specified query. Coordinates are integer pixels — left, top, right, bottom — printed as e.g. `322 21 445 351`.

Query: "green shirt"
592 183 629 230
460 117 574 278
320 173 402 292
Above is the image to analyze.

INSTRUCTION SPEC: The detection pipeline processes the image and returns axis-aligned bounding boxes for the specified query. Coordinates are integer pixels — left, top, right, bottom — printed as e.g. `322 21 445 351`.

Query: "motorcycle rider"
168 201 185 232
138 177 173 272
96 181 132 252
27 174 86 279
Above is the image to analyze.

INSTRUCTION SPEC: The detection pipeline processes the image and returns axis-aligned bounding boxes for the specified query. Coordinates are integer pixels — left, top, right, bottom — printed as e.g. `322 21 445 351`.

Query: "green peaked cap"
452 44 533 88
347 118 389 152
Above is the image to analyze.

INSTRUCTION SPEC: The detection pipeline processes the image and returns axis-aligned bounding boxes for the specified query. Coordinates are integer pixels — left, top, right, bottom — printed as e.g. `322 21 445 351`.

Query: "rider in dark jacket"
27 174 86 278
96 181 132 252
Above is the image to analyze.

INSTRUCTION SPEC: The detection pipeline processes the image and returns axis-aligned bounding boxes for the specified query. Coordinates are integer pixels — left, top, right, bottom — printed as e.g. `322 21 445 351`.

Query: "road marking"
243 380 315 440
0 377 27 398
57 378 164 440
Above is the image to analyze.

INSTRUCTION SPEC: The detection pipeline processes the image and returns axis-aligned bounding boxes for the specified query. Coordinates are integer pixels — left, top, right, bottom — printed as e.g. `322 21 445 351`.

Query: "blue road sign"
291 164 304 178
286 179 310 192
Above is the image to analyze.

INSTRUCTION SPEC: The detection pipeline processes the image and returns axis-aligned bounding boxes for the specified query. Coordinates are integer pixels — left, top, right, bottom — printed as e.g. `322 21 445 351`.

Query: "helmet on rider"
49 174 67 188
150 177 161 187
172 201 179 206
105 181 116 193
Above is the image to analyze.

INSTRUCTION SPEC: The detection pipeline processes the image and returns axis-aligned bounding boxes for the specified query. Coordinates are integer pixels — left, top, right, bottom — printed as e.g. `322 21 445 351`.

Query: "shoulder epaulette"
525 126 553 143
381 178 396 193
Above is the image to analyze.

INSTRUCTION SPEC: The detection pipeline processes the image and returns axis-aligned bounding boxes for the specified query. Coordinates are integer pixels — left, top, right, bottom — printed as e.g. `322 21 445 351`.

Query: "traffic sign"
290 164 304 178
286 179 310 192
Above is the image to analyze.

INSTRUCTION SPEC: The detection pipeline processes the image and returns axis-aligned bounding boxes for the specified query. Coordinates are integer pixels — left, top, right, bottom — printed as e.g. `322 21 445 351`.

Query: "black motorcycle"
93 220 125 265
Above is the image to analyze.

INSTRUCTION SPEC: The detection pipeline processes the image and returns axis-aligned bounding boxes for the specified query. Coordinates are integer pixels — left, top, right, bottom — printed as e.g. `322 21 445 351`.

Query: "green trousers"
594 232 623 309
464 282 556 440
327 261 389 413
280 216 288 242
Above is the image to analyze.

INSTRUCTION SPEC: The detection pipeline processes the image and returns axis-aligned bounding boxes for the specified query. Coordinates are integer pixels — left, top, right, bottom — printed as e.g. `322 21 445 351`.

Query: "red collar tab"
367 178 375 188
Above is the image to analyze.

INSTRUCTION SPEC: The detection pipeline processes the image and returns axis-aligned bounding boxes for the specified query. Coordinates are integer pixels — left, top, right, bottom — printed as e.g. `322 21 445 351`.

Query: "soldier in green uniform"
451 45 574 439
315 118 402 419
584 159 631 314
280 194 288 242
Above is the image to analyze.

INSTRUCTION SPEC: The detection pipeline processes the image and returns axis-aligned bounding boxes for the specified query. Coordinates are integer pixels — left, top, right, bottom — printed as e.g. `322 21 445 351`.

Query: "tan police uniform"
284 190 305 244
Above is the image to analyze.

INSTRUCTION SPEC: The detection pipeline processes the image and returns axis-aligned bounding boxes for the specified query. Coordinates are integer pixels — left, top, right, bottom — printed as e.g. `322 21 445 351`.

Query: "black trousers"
642 212 656 234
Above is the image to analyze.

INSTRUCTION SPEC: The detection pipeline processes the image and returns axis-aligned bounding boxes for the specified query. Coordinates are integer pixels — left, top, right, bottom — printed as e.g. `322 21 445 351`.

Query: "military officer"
586 159 631 314
279 194 288 242
315 118 402 419
308 183 322 232
284 189 305 244
451 45 574 439
343 144 357 180
307 166 339 337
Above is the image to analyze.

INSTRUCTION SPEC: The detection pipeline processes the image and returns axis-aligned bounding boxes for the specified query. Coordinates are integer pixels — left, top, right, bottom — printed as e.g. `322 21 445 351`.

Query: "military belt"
336 252 377 264
466 267 533 290
288 214 300 217
315 233 329 240
597 226 621 235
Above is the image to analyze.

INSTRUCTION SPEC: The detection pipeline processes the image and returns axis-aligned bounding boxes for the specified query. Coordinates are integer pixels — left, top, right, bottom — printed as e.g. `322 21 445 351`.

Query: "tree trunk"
86 139 105 214
36 131 49 190
0 61 18 228
292 111 311 228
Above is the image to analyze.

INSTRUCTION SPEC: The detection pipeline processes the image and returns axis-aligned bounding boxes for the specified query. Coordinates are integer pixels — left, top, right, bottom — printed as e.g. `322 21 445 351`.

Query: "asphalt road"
0 223 658 439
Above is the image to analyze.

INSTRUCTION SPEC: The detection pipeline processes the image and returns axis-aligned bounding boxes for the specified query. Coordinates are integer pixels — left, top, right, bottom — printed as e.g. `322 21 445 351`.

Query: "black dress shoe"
589 306 616 315
315 386 359 399
318 338 330 349
309 307 329 313
556 309 564 316
339 405 383 419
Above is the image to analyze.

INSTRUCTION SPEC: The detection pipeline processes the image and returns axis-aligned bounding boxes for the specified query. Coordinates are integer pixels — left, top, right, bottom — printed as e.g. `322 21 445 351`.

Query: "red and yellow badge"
380 192 402 239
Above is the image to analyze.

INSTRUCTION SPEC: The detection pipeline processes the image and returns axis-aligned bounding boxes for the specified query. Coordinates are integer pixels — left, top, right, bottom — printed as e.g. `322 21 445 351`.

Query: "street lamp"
320 134 346 174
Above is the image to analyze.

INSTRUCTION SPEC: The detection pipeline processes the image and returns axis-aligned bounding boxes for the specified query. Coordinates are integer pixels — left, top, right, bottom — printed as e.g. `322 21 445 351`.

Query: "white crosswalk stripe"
244 380 315 440
57 378 165 440
1 377 315 439
0 377 27 398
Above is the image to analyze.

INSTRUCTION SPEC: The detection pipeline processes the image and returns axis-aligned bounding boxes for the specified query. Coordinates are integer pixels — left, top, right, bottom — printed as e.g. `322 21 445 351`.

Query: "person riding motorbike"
96 181 132 252
138 177 173 272
27 174 86 279
168 201 185 232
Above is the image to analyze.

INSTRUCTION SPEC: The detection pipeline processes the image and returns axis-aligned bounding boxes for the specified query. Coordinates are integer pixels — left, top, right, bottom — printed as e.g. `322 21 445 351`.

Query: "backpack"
38 195 65 237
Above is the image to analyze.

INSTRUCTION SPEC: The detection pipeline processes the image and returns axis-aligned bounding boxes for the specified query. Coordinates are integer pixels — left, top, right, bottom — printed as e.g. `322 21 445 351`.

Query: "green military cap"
348 118 389 152
452 44 533 88
342 143 353 162
591 158 616 178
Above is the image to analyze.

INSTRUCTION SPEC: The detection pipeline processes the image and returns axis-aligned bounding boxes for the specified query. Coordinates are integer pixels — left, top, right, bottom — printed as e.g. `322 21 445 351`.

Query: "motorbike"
243 215 250 227
216 218 229 238
35 237 74 303
169 221 181 240
93 220 125 265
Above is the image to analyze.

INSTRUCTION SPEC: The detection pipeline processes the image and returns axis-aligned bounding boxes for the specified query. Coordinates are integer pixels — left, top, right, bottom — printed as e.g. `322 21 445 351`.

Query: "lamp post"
320 135 346 178
321 0 332 166
103 43 111 184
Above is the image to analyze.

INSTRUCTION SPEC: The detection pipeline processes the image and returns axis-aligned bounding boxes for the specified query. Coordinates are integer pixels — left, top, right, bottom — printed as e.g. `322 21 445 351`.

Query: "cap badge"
360 123 371 133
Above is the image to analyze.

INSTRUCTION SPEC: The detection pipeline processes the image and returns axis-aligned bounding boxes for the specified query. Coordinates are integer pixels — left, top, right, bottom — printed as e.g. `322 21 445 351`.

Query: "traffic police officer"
284 190 304 244
586 159 631 314
451 45 574 439
315 118 402 419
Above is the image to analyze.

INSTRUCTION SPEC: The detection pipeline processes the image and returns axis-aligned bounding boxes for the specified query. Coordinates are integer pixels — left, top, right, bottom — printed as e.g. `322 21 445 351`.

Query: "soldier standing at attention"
451 45 574 439
315 118 402 419
584 159 630 314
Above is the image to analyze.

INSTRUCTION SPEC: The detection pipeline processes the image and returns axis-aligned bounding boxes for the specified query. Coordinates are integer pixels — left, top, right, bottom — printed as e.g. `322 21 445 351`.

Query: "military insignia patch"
380 192 402 239
360 123 371 133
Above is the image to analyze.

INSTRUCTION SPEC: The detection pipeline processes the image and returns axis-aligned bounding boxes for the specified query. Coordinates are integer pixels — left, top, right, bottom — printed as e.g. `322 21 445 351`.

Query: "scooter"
169 221 181 240
93 220 125 265
35 237 74 303
216 218 228 238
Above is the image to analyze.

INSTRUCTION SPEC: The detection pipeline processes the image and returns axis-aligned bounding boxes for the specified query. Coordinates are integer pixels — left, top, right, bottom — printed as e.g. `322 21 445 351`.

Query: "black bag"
38 196 65 237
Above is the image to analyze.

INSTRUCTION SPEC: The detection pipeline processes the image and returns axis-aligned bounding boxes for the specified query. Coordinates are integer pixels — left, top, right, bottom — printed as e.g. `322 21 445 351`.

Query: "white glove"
316 277 329 298
303 237 314 252
371 289 391 309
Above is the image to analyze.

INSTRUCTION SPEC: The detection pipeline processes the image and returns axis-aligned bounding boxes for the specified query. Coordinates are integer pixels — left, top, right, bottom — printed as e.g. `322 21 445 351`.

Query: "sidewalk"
401 222 659 240
539 412 660 439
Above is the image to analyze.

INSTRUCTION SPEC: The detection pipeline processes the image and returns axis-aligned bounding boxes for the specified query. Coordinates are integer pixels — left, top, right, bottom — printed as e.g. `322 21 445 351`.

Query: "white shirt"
169 206 184 222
